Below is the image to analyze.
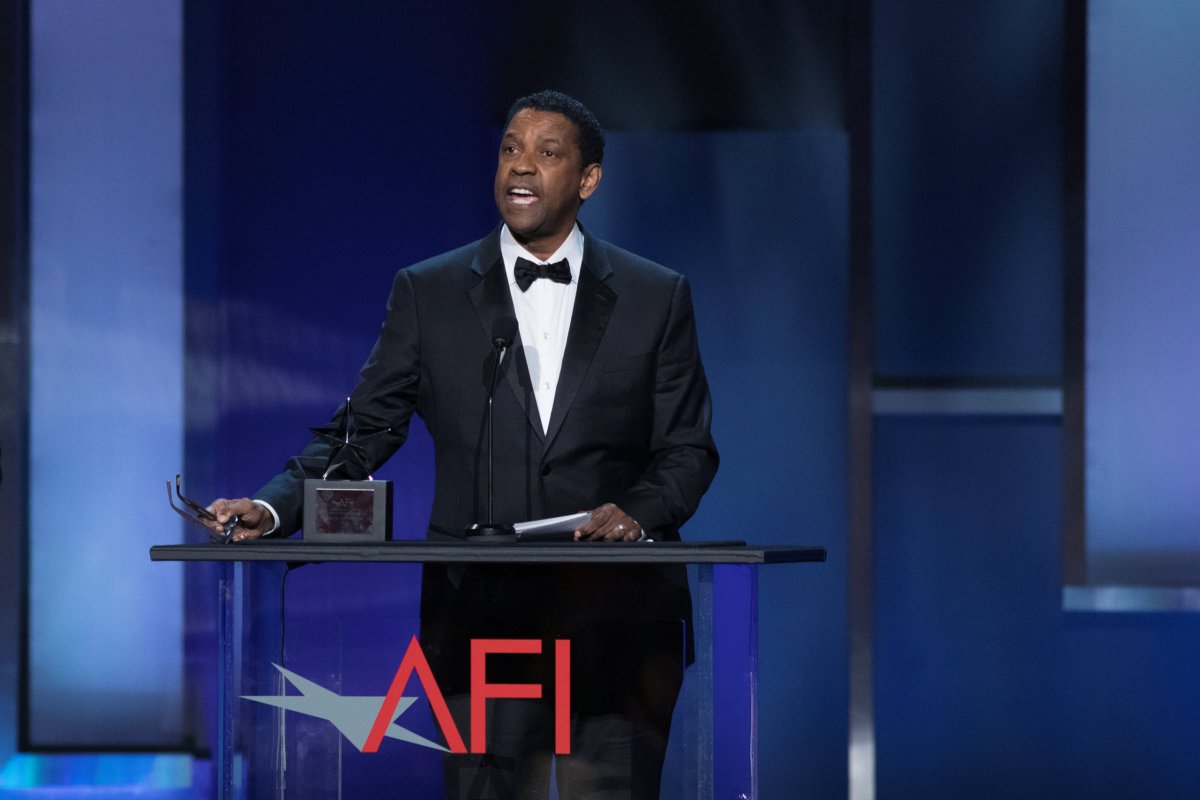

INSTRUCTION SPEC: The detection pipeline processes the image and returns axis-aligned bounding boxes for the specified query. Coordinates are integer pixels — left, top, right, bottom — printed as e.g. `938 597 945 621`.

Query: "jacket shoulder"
590 236 684 287
403 238 486 280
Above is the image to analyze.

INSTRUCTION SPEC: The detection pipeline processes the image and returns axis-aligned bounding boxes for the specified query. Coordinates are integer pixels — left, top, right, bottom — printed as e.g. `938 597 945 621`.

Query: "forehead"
503 109 579 145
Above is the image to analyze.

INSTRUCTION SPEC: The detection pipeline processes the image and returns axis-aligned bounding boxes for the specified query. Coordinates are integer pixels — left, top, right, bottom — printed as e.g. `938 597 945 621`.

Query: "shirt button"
543 331 550 340
542 382 551 390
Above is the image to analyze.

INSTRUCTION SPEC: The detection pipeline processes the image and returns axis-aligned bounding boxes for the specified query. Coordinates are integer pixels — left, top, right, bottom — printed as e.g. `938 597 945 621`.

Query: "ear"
578 163 602 201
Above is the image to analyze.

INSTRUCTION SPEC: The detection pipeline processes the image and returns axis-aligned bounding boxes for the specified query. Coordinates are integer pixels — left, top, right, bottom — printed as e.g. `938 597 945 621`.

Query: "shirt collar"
500 223 584 286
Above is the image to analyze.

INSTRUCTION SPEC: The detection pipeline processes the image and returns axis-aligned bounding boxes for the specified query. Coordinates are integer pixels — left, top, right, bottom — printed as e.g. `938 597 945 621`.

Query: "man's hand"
574 503 644 541
205 498 274 543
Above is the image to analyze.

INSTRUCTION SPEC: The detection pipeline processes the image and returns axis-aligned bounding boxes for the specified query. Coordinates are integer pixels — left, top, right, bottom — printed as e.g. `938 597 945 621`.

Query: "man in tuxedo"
206 90 718 799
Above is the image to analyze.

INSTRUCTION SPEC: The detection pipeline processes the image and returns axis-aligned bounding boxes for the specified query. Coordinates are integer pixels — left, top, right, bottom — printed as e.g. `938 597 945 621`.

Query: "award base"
302 479 393 543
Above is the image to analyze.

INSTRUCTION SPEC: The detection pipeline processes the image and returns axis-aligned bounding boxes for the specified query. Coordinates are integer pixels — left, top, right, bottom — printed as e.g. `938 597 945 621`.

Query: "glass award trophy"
302 398 393 542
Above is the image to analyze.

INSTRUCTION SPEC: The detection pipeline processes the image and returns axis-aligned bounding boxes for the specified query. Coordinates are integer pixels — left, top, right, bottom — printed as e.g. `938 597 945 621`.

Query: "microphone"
466 316 518 540
492 316 517 351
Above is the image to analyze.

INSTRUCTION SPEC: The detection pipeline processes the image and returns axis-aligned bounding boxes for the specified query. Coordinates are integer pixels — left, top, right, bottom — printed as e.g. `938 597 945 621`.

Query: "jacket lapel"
467 230 544 441
544 235 616 450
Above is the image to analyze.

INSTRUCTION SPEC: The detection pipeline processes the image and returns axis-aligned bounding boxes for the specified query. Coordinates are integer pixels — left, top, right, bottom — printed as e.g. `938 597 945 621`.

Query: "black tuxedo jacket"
256 225 718 685
258 225 717 540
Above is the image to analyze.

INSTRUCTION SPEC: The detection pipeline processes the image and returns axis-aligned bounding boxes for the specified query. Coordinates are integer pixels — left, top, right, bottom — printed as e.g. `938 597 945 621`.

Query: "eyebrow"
499 131 568 149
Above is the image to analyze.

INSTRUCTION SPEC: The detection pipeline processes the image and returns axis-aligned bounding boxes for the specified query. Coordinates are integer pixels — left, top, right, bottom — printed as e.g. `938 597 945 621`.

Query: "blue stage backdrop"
11 0 1200 797
868 1 1200 797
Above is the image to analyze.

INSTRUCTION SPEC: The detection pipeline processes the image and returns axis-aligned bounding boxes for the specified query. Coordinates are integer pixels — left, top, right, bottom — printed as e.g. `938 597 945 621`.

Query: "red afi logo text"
243 637 571 755
365 637 571 754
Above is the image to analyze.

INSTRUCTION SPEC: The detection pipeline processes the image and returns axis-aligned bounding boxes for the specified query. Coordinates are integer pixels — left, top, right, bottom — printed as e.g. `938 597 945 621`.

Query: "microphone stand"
466 332 517 540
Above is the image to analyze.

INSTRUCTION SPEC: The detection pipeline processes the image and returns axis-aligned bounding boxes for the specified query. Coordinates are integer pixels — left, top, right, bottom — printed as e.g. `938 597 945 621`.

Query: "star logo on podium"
242 664 449 753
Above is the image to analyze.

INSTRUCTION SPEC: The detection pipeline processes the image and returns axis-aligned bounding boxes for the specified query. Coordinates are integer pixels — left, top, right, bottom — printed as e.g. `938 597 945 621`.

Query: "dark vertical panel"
0 0 29 765
872 1 1064 381
846 0 875 796
1061 0 1087 584
182 0 229 755
0 1 26 327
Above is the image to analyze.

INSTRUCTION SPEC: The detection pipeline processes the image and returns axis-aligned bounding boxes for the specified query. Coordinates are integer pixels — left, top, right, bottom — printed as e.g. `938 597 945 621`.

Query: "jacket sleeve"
254 269 421 536
615 275 719 539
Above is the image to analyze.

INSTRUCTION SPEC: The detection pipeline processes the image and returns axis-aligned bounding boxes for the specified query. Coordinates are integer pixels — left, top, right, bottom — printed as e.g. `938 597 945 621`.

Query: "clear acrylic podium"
151 541 824 799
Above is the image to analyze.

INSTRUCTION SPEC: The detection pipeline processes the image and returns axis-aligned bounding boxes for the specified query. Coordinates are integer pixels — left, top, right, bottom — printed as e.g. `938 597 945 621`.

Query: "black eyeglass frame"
166 474 239 544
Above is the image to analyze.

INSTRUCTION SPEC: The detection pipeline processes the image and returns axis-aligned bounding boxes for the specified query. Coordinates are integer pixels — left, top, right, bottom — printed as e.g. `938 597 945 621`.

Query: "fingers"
573 504 610 539
574 503 642 542
206 498 271 542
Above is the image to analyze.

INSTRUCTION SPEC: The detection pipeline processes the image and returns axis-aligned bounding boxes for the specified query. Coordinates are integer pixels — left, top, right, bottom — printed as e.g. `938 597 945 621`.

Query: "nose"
511 149 536 175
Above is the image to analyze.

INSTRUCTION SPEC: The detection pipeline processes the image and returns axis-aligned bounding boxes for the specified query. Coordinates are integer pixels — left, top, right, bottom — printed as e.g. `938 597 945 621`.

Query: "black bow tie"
514 257 572 292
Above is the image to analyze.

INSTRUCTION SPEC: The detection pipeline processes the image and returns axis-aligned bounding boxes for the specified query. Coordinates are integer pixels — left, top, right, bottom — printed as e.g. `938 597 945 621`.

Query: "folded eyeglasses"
166 474 240 545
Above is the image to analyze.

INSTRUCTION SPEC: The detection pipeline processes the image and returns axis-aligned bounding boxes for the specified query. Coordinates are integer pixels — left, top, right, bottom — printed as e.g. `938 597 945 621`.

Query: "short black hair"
504 90 605 167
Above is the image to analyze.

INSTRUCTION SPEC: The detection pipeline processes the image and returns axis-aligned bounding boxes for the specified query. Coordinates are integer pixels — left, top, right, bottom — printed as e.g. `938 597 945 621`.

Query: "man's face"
494 108 601 258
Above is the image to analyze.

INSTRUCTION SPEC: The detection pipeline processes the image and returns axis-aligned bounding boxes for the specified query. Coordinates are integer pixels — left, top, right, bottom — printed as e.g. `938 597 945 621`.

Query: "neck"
512 226 574 261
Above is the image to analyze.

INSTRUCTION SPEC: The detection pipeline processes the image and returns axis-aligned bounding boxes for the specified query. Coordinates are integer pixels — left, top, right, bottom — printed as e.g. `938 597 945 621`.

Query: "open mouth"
507 187 539 206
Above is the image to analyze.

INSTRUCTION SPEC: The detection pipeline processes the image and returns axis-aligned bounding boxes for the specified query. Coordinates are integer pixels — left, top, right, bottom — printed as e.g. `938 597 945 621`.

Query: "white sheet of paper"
513 511 591 536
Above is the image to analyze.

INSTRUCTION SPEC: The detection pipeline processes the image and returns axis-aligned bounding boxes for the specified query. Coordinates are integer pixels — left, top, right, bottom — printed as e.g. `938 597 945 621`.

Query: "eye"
540 149 556 158
501 145 518 155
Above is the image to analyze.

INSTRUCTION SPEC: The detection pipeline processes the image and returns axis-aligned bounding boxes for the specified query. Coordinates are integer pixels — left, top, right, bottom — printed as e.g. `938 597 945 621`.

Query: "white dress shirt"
499 223 583 434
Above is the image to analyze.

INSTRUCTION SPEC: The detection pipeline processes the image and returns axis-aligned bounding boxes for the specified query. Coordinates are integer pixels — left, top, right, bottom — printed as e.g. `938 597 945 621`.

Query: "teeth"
511 188 534 196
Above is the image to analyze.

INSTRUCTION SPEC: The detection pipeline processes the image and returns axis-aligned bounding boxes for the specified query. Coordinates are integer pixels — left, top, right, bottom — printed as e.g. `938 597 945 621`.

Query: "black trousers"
423 565 691 800
442 667 682 800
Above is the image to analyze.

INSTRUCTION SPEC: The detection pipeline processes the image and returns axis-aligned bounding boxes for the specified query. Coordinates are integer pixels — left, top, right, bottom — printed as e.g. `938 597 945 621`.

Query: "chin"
503 220 541 241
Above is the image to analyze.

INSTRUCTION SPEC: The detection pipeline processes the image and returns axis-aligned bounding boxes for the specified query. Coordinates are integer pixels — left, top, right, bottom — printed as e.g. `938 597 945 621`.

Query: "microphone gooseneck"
467 316 518 540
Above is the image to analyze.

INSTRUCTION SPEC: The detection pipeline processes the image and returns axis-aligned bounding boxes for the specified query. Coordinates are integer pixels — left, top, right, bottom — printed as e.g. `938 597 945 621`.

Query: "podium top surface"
149 540 826 565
